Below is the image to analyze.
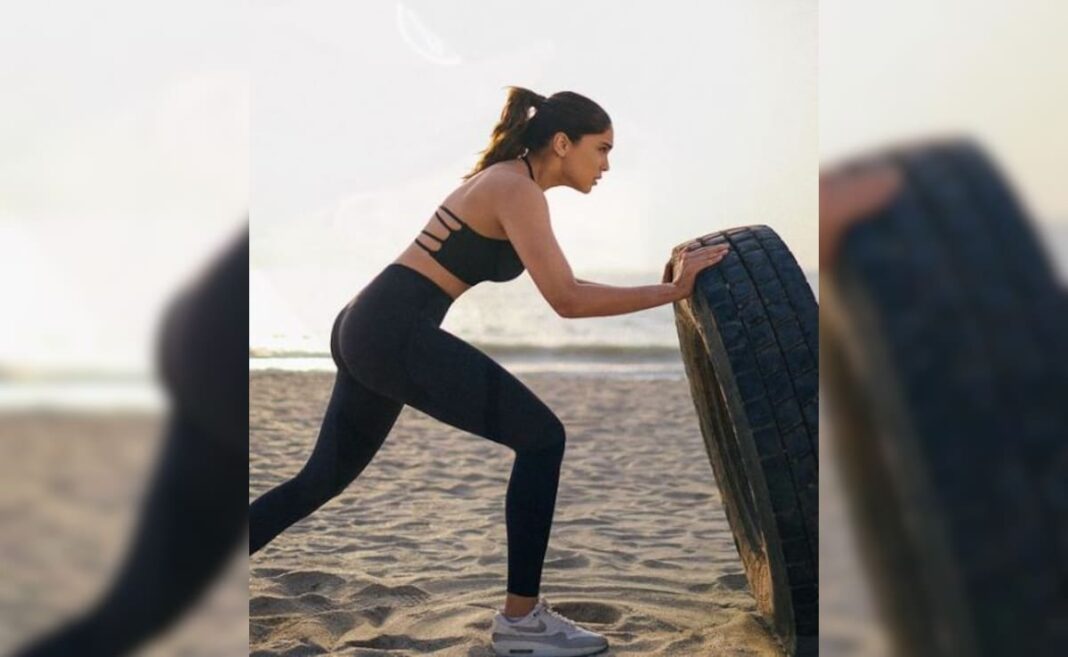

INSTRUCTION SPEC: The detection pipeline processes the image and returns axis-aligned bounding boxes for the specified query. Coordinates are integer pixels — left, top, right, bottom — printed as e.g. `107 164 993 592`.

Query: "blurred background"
821 0 1068 273
820 1 1068 656
249 0 818 378
1 1 248 655
1 1 247 408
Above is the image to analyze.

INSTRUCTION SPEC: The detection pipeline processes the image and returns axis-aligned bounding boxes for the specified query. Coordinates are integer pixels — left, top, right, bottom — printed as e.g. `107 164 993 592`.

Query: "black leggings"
249 263 566 597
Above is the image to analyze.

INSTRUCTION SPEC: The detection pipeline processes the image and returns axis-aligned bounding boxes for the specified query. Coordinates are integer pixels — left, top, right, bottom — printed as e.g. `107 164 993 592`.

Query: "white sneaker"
491 596 609 657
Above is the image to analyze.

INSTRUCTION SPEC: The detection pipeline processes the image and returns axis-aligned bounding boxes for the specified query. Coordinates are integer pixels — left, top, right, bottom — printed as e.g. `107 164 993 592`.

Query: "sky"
821 0 1068 227
251 0 819 280
14 1 1066 373
1 1 247 374
1 0 817 374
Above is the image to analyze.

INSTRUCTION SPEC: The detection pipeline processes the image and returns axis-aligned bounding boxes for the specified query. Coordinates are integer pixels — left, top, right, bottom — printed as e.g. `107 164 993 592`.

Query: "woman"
249 86 729 657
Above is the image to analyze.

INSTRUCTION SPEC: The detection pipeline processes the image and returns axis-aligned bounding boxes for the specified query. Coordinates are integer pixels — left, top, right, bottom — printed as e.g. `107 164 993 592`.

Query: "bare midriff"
391 242 470 301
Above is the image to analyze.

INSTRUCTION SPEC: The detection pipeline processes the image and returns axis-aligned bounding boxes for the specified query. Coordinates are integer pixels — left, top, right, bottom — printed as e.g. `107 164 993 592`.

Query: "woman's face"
561 126 613 193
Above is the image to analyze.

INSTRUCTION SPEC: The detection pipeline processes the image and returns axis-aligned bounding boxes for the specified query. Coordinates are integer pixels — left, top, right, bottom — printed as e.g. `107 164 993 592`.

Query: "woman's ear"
551 131 572 157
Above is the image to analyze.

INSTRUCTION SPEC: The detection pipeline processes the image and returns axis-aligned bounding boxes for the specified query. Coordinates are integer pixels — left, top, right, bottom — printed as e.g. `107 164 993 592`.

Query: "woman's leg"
352 319 567 601
249 369 404 554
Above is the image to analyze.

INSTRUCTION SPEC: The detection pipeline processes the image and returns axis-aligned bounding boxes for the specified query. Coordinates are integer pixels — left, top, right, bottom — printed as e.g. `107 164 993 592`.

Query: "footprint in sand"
615 614 680 634
341 633 466 652
545 553 591 569
663 631 705 654
685 572 749 594
357 604 394 627
273 570 347 596
351 582 431 608
476 553 504 566
715 572 750 591
249 595 298 617
362 553 400 563
639 558 683 570
314 610 361 636
548 600 623 624
663 489 712 501
293 592 334 611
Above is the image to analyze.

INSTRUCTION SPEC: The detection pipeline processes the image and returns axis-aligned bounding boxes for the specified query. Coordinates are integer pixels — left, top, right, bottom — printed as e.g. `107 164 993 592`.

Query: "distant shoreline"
250 341 682 360
249 354 686 380
250 341 686 378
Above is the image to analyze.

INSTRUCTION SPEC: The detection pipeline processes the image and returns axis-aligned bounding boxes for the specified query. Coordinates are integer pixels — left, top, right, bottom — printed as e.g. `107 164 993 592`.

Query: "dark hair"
463 86 612 181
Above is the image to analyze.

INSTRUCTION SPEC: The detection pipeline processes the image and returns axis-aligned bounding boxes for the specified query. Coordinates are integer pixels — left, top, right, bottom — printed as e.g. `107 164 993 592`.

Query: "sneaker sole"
491 641 609 657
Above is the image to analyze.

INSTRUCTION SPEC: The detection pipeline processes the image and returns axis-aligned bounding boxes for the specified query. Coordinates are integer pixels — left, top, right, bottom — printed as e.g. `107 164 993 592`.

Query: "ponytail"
462 86 546 181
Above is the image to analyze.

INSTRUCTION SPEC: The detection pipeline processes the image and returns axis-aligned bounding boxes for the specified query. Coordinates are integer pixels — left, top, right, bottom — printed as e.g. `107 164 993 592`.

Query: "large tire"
823 139 1068 657
671 225 818 656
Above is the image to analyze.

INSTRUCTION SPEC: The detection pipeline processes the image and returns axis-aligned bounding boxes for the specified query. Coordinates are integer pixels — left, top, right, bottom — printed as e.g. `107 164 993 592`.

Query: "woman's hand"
663 241 730 300
819 161 902 270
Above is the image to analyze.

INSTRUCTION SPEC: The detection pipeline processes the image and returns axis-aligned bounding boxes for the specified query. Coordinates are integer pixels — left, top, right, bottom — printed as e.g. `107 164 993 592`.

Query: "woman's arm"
566 245 727 318
497 182 684 318
566 280 682 318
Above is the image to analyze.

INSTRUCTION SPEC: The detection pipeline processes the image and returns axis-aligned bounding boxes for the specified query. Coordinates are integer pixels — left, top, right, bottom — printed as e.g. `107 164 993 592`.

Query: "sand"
0 411 248 657
250 370 786 657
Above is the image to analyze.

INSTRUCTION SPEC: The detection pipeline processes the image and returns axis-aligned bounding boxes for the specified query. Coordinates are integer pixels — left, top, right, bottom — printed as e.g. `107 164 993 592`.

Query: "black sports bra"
413 155 534 286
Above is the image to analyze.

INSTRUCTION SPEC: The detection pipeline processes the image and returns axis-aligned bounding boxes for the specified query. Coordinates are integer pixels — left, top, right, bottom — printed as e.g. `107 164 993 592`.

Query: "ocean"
250 269 821 381
0 268 818 412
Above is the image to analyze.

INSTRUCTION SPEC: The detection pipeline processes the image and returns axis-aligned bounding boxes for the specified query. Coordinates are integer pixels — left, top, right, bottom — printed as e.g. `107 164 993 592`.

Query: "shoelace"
535 597 580 630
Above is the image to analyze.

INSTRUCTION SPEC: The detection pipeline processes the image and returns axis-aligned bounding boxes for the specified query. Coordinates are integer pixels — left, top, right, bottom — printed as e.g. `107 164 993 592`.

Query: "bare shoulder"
468 164 544 211
448 165 549 241
491 175 546 223
478 169 547 230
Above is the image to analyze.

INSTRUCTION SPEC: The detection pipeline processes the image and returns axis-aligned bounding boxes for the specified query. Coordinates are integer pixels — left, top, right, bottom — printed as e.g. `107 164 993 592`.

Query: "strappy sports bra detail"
411 155 533 286
422 205 508 242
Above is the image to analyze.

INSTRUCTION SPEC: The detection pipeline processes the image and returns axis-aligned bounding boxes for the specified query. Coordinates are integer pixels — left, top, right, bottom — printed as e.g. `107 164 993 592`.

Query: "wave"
250 342 682 361
0 366 149 383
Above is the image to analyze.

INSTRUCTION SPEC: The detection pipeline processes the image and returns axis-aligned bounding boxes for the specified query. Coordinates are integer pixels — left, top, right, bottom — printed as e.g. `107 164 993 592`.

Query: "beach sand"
250 370 786 657
0 410 248 657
